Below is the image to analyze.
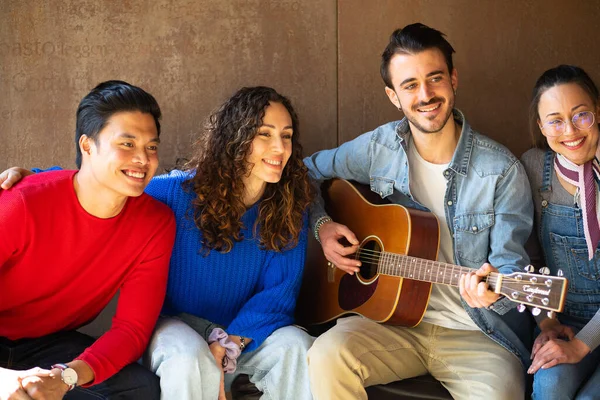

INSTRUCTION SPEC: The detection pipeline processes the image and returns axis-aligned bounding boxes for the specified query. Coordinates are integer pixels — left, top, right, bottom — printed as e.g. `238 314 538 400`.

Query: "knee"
532 369 562 399
146 318 217 375
277 326 315 352
307 331 349 374
158 348 220 378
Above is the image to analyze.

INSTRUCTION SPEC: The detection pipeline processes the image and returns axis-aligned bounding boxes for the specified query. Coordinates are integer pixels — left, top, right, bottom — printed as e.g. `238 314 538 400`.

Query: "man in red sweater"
0 81 175 400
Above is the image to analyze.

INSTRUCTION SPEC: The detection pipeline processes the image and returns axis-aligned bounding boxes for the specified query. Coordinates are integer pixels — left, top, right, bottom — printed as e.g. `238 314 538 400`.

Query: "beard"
403 95 455 134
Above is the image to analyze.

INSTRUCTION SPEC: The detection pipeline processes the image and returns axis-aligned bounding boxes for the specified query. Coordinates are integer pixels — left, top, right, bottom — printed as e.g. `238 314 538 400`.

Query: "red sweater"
0 170 175 384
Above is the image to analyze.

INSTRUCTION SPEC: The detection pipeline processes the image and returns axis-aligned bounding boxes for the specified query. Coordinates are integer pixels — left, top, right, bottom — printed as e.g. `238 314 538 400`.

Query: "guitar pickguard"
339 274 378 310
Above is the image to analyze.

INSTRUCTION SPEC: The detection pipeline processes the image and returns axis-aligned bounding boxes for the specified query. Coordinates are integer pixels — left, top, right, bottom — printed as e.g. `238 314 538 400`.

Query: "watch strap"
51 363 76 391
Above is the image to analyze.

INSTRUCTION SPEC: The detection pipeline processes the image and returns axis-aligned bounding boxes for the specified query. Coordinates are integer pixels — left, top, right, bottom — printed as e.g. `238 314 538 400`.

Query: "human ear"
79 135 92 156
385 86 401 110
451 68 458 93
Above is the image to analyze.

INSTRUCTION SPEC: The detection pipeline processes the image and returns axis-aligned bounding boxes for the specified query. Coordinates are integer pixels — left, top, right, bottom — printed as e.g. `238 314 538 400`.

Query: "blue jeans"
144 317 315 400
0 331 160 399
532 150 600 399
532 345 600 399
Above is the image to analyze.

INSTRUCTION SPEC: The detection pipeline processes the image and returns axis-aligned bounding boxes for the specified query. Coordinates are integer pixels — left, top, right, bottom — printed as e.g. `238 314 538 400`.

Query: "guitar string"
354 252 557 289
341 248 561 308
353 248 557 287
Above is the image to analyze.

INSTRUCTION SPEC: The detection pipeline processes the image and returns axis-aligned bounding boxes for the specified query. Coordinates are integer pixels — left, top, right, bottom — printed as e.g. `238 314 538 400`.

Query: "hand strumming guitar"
317 220 361 275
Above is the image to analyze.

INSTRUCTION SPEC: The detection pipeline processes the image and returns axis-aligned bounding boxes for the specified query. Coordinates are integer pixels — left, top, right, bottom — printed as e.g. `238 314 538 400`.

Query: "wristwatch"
51 363 78 391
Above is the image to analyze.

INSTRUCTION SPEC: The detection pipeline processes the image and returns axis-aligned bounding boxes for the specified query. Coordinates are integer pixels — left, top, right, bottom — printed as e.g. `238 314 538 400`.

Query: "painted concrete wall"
1 1 599 171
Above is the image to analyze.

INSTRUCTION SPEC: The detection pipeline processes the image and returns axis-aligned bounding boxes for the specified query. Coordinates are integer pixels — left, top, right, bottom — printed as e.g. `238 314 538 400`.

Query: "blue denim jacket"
304 109 535 367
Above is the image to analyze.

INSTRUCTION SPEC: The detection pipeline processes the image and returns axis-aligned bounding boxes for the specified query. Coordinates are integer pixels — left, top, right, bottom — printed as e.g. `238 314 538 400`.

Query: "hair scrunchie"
208 327 242 373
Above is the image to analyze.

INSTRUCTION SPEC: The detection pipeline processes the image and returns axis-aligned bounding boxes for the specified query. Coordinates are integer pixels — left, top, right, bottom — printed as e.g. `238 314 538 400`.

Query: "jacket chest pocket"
549 232 600 295
370 176 394 199
454 212 494 264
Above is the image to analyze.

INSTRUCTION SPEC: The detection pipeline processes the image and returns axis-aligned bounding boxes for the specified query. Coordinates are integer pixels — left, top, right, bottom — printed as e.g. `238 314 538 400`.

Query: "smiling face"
243 101 293 203
384 48 457 135
538 83 600 165
82 111 160 199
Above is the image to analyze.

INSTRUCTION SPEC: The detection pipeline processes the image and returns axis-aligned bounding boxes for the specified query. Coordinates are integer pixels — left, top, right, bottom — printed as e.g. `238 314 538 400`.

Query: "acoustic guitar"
296 178 567 326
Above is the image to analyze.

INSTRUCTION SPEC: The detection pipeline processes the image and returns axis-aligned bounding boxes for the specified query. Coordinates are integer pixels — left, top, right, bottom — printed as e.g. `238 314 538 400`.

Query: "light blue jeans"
532 150 600 399
143 317 314 400
532 345 600 400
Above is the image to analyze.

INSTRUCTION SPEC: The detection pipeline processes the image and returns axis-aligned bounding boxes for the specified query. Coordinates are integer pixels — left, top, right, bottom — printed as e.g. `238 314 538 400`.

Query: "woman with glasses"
521 65 600 399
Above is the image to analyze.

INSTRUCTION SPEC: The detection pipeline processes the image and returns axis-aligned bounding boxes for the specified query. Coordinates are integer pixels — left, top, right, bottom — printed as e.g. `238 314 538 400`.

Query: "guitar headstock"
494 268 567 314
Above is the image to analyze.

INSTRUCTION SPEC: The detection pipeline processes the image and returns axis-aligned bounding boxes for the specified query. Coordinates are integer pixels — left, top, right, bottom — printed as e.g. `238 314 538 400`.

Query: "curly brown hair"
185 86 314 254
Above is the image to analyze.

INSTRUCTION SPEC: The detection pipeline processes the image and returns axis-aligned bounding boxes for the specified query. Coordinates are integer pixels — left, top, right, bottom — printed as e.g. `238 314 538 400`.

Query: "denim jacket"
304 109 535 367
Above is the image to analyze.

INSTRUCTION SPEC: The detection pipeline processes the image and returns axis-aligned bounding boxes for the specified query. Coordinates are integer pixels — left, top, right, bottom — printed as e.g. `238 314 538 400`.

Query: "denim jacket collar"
395 109 473 177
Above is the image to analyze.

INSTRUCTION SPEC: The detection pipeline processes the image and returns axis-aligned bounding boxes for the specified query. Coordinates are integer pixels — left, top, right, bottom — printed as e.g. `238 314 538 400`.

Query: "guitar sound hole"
358 239 381 280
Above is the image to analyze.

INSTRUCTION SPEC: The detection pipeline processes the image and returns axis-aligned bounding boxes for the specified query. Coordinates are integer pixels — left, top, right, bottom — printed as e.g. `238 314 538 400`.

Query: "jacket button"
447 200 453 206
472 226 478 232
541 200 548 207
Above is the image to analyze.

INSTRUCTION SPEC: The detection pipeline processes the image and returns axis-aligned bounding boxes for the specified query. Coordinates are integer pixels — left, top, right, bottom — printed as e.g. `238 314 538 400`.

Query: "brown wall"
2 1 600 172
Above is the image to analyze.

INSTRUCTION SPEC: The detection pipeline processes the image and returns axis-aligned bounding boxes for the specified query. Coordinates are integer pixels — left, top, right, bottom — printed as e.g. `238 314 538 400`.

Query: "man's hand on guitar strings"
319 221 361 275
459 263 500 308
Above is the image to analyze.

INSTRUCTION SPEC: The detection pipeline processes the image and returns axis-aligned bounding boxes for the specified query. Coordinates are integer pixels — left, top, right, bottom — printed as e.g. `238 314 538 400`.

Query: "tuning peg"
542 298 549 306
511 291 519 299
557 269 564 277
525 265 535 273
545 279 553 287
532 307 541 316
527 295 534 302
517 304 526 313
547 311 555 319
539 267 550 275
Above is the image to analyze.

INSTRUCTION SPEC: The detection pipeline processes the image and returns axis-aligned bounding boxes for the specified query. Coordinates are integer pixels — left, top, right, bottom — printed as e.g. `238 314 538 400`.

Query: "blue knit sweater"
145 170 308 351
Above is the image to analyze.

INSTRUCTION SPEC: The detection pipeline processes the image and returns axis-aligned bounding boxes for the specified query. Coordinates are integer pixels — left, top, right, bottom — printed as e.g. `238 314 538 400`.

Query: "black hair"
529 65 599 149
75 80 161 168
380 23 455 89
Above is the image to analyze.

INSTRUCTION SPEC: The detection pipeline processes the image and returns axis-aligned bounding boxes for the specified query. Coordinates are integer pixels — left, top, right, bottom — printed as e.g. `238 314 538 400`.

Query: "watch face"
62 368 78 385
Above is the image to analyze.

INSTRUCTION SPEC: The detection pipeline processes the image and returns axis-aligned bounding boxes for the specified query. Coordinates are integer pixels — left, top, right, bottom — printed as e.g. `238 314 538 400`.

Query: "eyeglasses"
541 111 596 137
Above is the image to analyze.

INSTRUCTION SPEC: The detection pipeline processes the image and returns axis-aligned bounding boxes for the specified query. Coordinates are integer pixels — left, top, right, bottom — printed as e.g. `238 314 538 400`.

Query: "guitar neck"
377 251 497 289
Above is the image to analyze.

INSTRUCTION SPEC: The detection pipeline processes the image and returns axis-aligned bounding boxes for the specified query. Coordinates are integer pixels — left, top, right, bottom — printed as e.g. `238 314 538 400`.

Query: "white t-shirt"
408 140 478 330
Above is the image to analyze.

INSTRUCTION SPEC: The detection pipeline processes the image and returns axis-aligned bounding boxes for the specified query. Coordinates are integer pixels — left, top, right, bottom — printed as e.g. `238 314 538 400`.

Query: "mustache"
414 97 445 109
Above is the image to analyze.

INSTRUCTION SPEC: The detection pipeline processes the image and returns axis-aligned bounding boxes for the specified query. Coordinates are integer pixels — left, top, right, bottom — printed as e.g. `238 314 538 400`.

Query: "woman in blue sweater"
1 86 315 400
143 86 315 400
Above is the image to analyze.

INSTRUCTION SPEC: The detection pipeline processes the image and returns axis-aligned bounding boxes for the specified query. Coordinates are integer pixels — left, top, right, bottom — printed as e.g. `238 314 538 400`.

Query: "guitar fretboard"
375 251 497 289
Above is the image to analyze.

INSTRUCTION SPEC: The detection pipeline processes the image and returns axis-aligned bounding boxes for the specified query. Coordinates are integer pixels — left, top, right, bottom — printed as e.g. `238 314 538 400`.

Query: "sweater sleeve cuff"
575 325 600 353
75 354 106 386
